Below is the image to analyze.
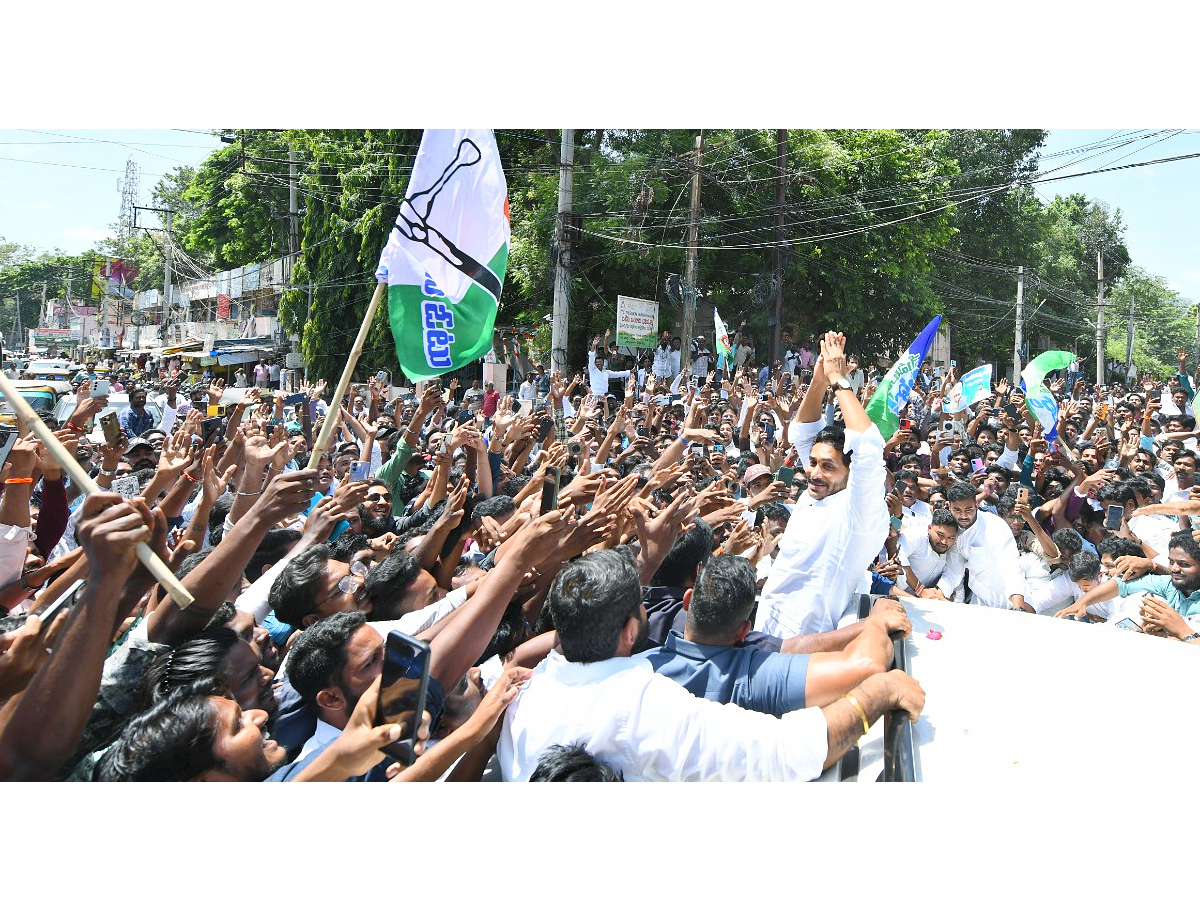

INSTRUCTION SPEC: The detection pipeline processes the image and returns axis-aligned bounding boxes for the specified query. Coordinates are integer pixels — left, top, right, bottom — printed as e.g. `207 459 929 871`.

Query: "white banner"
616 295 659 349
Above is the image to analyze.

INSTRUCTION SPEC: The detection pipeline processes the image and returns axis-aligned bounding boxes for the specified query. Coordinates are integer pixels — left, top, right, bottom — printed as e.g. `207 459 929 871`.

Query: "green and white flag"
375 129 510 382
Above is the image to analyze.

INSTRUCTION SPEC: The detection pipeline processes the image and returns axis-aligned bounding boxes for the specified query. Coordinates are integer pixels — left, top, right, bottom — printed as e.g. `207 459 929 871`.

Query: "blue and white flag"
942 364 992 413
865 315 941 440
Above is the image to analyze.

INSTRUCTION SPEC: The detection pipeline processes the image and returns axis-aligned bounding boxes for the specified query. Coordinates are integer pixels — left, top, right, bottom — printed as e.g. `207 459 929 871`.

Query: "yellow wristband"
845 693 870 737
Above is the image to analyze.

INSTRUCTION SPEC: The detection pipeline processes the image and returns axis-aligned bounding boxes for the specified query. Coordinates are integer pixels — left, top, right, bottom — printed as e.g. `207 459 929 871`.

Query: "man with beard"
117 387 156 439
498 548 925 781
357 480 435 539
122 438 158 473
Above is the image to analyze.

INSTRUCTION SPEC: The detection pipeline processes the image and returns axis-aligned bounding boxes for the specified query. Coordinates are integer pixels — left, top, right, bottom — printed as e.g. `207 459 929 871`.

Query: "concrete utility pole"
1095 250 1105 386
681 132 704 375
289 147 299 260
1125 291 1136 380
161 209 174 349
1013 265 1024 381
771 129 786 365
550 129 574 376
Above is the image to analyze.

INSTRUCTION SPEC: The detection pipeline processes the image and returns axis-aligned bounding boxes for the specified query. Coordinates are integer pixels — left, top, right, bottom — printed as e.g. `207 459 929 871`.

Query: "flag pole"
307 280 387 468
0 368 196 609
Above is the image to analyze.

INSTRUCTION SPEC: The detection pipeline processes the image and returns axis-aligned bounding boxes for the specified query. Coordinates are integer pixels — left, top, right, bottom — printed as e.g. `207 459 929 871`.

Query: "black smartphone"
637 426 649 438
201 417 224 443
376 630 432 766
100 411 122 448
284 392 307 406
0 428 18 471
536 417 554 443
36 578 86 625
540 465 560 515
1104 504 1124 531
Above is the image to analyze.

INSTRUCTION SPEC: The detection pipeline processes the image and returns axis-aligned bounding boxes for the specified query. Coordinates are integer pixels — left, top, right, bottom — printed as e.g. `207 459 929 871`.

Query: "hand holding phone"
376 631 432 766
540 465 560 515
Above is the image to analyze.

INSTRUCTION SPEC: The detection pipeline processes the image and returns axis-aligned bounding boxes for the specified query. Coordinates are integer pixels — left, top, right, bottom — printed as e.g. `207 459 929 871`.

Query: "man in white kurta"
755 331 889 637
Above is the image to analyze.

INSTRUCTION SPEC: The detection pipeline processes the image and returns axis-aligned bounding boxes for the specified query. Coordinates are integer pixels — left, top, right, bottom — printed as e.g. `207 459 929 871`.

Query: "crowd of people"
1 324 1198 783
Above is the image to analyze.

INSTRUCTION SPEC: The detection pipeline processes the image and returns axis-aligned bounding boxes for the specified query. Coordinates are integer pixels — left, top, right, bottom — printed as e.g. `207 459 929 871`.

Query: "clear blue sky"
3 128 1197 304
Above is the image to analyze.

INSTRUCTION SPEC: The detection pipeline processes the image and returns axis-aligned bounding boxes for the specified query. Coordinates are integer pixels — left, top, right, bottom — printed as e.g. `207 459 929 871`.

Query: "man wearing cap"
755 331 889 637
117 388 156 440
123 438 158 473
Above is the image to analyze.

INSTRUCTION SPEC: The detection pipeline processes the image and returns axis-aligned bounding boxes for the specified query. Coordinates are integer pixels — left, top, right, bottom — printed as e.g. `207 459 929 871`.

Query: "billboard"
615 295 659 349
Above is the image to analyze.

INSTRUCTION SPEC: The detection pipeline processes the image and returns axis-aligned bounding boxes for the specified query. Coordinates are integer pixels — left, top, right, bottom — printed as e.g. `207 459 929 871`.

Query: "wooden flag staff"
307 280 388 469
0 368 197 610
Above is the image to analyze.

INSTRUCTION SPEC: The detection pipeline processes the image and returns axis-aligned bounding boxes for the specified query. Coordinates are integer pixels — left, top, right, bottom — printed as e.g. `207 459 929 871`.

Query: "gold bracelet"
845 693 870 737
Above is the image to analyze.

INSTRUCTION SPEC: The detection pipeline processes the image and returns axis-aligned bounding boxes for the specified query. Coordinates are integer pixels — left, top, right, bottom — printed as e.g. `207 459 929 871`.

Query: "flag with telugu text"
375 129 510 382
865 315 941 440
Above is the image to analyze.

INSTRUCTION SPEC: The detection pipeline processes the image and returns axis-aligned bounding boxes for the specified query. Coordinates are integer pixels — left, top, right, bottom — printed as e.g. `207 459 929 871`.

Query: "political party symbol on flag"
942 364 993 414
1020 350 1075 442
714 308 733 363
376 130 510 382
865 315 942 440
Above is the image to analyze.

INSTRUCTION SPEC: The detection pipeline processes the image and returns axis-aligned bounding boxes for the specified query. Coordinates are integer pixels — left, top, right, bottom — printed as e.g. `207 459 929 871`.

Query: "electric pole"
550 129 574 376
1125 291 1136 382
771 129 786 365
1095 250 1105 386
161 209 174 349
289 147 299 260
1013 265 1024 380
681 132 704 375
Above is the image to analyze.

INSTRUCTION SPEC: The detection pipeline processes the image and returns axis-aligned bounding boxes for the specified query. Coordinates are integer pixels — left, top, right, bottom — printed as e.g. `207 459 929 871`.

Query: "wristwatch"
834 377 853 392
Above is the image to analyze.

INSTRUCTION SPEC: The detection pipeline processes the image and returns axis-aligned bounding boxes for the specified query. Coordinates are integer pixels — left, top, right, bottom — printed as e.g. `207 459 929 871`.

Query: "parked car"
0 381 75 428
53 392 164 444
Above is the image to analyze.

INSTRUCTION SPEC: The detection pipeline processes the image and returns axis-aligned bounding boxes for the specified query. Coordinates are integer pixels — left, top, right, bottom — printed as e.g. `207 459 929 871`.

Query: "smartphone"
777 465 795 486
1104 504 1124 531
900 418 914 431
0 429 17 473
201 417 224 443
971 458 985 473
637 426 649 438
1018 486 1029 504
536 417 554 443
540 465 560 515
712 442 725 454
1096 403 1109 422
350 460 373 482
36 578 86 624
92 379 111 397
284 392 307 406
100 412 122 448
1113 617 1142 632
689 443 707 458
376 630 432 766
206 404 227 418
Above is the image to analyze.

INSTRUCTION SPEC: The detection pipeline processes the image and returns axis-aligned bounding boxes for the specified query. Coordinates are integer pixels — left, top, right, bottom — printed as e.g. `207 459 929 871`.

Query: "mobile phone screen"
540 465 560 515
376 631 431 765
1113 617 1142 632
1104 504 1123 531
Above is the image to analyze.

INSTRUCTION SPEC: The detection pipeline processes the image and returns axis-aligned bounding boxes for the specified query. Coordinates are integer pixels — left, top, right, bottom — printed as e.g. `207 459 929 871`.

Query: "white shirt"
652 344 674 379
368 586 470 640
518 379 538 401
297 717 342 763
755 418 889 636
669 348 681 380
1130 513 1177 559
936 510 1026 609
587 359 611 396
1027 568 1081 616
0 523 33 591
897 522 950 588
902 498 932 521
498 650 828 782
